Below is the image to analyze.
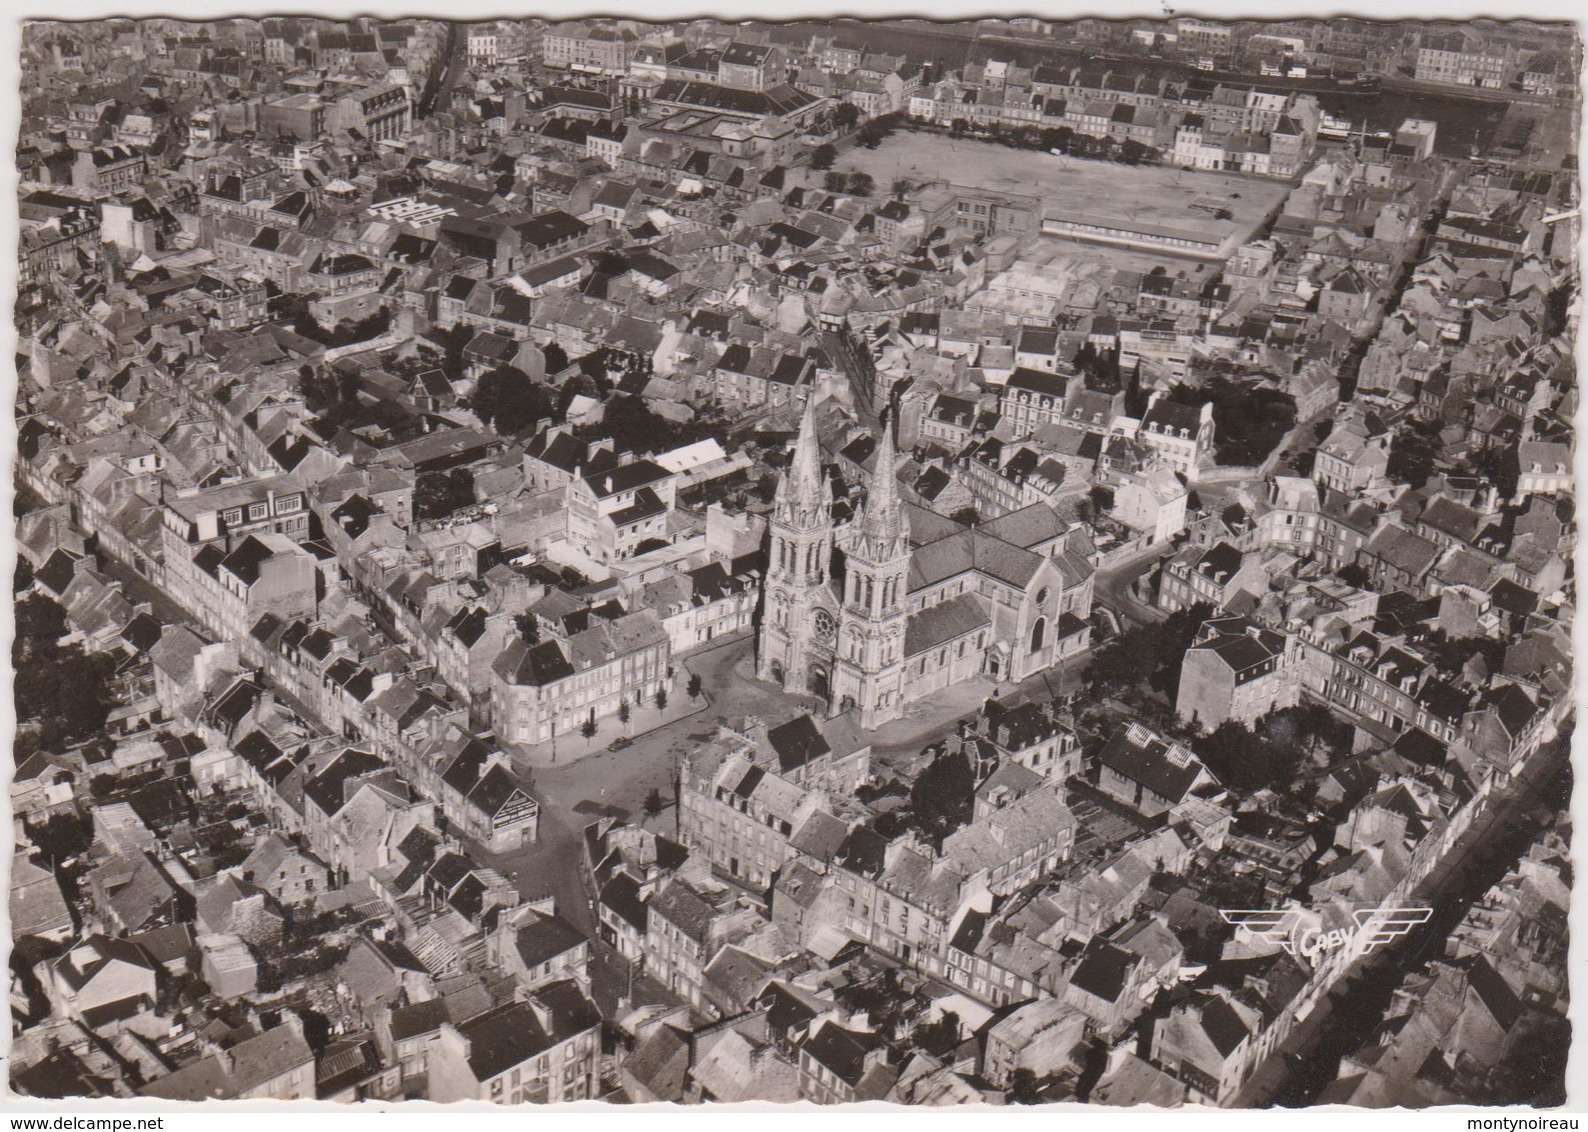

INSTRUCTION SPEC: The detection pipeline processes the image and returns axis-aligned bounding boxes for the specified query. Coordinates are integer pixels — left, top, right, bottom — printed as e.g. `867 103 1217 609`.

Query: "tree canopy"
1386 417 1445 489
906 748 976 850
473 365 557 436
1164 375 1296 467
1084 602 1214 702
14 593 117 759
413 468 476 522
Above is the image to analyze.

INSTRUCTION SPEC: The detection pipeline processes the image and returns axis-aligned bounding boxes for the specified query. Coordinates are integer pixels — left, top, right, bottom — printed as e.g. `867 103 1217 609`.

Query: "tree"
811 143 837 170
1544 280 1575 338
907 749 975 850
857 123 885 149
834 102 860 132
1337 562 1371 588
542 341 571 375
618 700 631 727
949 505 980 527
824 171 849 194
592 249 630 277
1008 1069 1046 1105
1163 375 1296 467
654 687 668 711
24 811 90 868
891 177 912 197
13 593 117 759
412 468 475 521
913 1012 962 1057
1386 417 1444 489
514 612 540 644
473 365 555 435
847 172 875 197
581 712 597 739
686 673 703 701
643 788 666 818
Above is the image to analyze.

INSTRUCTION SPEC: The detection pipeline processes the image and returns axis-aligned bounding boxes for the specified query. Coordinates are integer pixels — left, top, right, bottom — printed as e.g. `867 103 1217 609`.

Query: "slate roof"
765 714 830 774
904 592 990 657
1096 727 1209 804
514 913 588 969
1069 938 1135 1003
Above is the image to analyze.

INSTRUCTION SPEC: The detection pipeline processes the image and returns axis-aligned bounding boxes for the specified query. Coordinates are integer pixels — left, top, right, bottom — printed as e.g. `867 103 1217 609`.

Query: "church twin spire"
773 396 909 567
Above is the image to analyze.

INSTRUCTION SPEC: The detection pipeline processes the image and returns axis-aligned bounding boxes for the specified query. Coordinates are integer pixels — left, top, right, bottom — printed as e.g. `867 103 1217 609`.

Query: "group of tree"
412 467 476 522
1417 631 1506 676
291 305 391 349
1163 375 1297 467
471 364 557 435
811 143 838 170
902 747 976 851
1072 340 1127 395
297 364 361 416
1197 703 1352 794
911 1012 963 1058
575 393 721 457
14 593 118 761
1084 602 1216 705
1385 416 1446 489
823 170 876 197
23 810 91 869
854 112 902 148
941 119 1160 167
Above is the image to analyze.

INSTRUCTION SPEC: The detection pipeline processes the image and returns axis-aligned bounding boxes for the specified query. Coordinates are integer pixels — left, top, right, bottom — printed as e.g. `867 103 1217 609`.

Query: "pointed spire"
857 411 908 553
775 395 827 523
789 395 822 494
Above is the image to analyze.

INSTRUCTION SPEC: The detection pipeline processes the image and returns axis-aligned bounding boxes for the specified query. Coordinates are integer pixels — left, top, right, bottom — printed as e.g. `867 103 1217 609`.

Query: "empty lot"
835 130 1292 258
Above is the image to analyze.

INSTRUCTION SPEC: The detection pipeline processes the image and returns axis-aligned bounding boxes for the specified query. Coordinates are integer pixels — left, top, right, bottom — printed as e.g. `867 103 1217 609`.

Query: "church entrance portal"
808 663 830 703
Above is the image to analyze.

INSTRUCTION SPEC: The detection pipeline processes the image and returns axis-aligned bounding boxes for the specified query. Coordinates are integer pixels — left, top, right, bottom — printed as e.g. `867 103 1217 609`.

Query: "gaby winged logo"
1219 906 1433 960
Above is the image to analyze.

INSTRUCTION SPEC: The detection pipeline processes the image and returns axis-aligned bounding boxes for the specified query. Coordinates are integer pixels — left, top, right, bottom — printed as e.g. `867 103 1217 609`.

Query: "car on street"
607 737 633 752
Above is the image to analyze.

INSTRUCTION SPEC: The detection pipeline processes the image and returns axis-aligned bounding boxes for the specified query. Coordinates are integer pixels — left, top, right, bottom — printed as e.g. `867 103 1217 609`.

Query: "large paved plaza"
832 131 1292 260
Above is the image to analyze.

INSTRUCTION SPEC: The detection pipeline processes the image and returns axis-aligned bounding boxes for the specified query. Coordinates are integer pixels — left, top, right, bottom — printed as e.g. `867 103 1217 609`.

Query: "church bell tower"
757 398 837 697
833 415 911 729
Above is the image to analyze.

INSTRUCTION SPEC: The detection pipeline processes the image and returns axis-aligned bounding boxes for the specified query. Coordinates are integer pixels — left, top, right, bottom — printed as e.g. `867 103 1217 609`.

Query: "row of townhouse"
676 724 1079 1002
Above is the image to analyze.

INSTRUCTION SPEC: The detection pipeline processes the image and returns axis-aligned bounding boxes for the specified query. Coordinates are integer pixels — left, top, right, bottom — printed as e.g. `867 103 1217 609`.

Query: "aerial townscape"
9 14 1578 1109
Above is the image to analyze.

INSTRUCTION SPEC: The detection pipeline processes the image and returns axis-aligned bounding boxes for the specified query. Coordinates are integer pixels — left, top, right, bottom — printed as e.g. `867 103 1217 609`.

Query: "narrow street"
1093 541 1173 628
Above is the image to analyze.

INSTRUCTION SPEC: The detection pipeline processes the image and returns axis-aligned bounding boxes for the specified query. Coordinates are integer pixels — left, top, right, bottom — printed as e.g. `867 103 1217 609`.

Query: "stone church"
757 399 1095 730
